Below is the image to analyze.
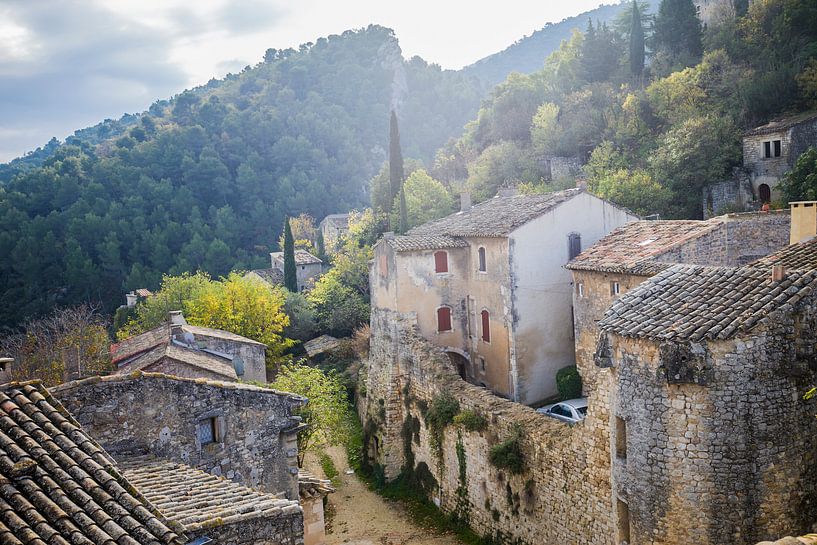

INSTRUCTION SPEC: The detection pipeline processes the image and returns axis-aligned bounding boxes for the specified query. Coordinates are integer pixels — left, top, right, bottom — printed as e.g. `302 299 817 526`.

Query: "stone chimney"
771 263 786 282
168 310 187 337
790 201 817 244
498 186 518 198
125 292 138 308
460 192 472 212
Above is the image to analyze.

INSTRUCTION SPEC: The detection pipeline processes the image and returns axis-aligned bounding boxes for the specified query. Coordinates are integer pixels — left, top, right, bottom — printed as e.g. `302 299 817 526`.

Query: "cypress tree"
388 110 404 227
629 0 645 80
653 0 703 65
283 218 297 292
398 187 409 234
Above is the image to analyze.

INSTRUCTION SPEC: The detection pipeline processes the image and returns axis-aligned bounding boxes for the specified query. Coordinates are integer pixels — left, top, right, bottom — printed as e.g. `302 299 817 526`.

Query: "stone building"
299 471 335 545
596 264 817 544
270 249 323 292
0 381 187 545
319 213 350 252
111 311 268 383
567 211 791 391
370 187 636 405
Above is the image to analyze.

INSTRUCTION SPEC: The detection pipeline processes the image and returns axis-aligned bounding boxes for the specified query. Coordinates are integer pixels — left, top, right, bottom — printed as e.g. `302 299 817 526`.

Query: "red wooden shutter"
481 310 490 342
434 251 448 273
437 307 452 332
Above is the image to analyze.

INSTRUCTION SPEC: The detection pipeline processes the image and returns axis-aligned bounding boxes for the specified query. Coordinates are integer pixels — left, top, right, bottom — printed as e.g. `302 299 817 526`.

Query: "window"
434 251 448 273
773 139 782 157
480 357 486 372
764 141 772 158
617 499 631 545
481 310 491 343
611 282 620 296
198 418 217 445
759 183 771 203
568 233 582 261
615 416 627 459
478 247 487 272
437 306 452 332
577 283 584 298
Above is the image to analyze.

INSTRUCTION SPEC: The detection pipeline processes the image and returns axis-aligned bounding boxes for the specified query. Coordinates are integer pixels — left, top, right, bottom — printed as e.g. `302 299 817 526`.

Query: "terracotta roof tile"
387 235 469 252
246 268 284 286
753 237 817 271
599 265 817 341
0 382 184 545
297 471 334 499
745 110 817 137
270 250 322 266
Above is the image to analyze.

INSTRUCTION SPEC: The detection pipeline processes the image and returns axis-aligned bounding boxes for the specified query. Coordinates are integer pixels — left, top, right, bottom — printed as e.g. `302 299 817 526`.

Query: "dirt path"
308 446 461 545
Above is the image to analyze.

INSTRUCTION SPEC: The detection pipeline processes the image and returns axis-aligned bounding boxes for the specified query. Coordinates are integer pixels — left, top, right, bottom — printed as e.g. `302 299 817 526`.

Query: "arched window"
437 306 452 332
434 251 448 273
481 310 490 343
478 247 487 272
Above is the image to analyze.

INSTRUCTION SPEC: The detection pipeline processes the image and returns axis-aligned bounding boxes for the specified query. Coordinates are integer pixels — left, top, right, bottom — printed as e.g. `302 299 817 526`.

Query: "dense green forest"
432 0 817 219
0 26 483 328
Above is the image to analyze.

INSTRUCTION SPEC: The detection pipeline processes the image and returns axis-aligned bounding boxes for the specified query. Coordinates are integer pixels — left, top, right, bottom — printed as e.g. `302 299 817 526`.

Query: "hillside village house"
566 211 791 392
319 213 350 251
270 249 323 292
370 187 636 405
705 111 817 216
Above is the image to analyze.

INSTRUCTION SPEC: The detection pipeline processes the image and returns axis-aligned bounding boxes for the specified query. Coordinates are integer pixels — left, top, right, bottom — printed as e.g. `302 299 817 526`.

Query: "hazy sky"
0 0 608 162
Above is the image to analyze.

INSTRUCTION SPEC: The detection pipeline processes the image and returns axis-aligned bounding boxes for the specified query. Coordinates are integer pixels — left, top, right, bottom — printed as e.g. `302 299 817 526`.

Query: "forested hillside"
463 1 659 86
0 25 483 328
432 0 817 219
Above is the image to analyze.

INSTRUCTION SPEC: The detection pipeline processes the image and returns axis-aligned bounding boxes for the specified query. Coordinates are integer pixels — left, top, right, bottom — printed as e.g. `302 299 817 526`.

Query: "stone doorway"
446 351 469 381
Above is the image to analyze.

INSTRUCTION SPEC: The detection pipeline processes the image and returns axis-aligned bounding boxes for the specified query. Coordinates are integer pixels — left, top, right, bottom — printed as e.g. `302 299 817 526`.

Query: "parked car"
537 398 588 424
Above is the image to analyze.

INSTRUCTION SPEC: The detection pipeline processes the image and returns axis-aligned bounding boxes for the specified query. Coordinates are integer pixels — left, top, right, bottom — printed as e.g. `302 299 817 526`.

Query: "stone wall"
52 372 304 499
703 171 755 218
190 332 267 383
362 307 615 544
187 510 304 545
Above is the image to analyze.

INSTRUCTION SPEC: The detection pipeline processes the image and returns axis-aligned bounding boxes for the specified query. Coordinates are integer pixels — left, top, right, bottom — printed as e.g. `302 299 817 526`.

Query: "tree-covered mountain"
463 1 660 86
0 25 484 328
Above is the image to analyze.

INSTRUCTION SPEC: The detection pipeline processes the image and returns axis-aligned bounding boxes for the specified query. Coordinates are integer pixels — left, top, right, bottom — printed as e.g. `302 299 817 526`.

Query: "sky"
0 0 608 163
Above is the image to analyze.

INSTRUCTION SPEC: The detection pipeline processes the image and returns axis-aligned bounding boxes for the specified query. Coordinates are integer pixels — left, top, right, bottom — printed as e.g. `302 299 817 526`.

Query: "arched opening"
759 183 771 203
447 351 469 380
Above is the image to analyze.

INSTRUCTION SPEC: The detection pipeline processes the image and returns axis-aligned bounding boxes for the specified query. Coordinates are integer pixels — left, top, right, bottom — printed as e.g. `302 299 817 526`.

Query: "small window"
764 141 772 158
615 416 627 459
577 283 584 298
301 265 305 270
480 357 486 372
568 233 582 261
773 139 782 157
437 306 452 332
481 310 490 343
611 282 620 296
434 251 448 273
478 247 487 272
198 418 216 445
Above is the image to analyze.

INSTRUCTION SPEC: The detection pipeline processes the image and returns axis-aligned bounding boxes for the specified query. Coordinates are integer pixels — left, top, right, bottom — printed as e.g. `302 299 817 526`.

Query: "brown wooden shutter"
434 251 448 273
481 310 490 342
437 307 452 332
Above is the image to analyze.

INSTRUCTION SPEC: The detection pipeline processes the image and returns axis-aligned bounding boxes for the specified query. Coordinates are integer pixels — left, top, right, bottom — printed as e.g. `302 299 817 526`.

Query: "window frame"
436 305 453 333
480 309 491 343
434 250 449 274
567 232 582 261
477 246 487 273
773 139 782 157
611 281 621 296
763 141 772 159
577 282 584 298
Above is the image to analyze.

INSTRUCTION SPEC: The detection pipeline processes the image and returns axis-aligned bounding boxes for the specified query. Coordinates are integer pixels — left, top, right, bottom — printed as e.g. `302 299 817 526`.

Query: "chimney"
125 292 137 308
771 263 786 282
168 311 187 337
460 192 472 212
498 186 518 198
790 201 817 244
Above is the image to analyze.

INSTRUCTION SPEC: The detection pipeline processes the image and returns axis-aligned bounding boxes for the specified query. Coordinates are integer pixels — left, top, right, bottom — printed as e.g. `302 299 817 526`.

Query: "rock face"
52 373 305 500
363 302 817 545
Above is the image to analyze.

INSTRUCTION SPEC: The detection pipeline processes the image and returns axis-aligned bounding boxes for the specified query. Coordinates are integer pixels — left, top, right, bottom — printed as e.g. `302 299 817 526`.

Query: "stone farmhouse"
319 213 350 252
111 311 268 383
370 187 636 405
270 249 323 292
566 211 790 392
705 111 817 217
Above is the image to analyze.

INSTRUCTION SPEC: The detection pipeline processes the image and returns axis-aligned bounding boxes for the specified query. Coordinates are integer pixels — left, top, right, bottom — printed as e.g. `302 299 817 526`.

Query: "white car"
537 398 588 424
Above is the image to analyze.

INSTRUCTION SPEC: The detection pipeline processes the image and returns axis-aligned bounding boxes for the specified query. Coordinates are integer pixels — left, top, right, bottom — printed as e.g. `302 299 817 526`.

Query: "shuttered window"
481 310 490 343
568 233 582 260
478 247 487 272
434 251 448 273
437 306 452 332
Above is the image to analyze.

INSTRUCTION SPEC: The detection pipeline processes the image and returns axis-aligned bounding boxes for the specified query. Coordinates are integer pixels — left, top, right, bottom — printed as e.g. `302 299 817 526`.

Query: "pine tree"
388 110 404 228
629 0 645 80
283 218 298 292
653 0 703 67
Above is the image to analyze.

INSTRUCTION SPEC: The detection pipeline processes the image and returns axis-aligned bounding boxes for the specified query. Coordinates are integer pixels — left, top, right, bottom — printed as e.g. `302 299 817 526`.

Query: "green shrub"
556 365 582 400
425 392 460 431
454 409 488 432
489 425 525 474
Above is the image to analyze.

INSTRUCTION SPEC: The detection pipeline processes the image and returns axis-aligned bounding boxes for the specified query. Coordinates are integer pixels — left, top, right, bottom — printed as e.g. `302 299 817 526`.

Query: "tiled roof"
408 189 584 239
119 456 300 533
745 110 817 136
0 382 185 545
270 250 322 266
135 289 153 298
752 237 817 271
181 325 265 347
320 214 350 228
111 326 169 365
599 265 817 341
246 268 284 286
566 220 719 274
297 470 334 500
387 235 469 252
